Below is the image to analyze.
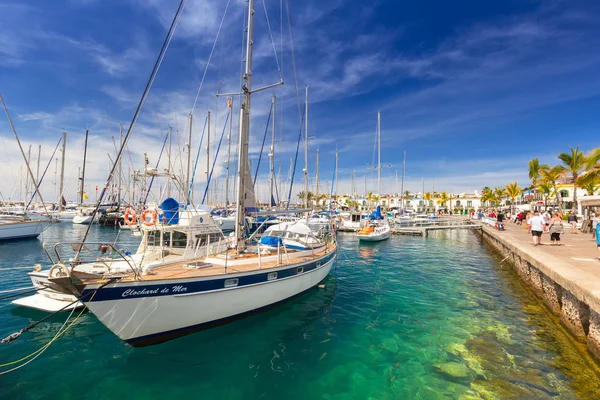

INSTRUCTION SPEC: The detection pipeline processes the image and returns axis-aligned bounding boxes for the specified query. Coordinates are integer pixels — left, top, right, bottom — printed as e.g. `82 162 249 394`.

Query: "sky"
1 0 599 205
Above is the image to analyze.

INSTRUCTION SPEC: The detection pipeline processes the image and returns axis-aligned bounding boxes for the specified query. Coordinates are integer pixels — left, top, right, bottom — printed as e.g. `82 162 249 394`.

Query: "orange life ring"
141 209 157 226
124 208 137 226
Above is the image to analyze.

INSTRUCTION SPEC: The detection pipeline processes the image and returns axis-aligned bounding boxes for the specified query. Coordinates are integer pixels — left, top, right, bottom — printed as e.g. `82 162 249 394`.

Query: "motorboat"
357 206 390 242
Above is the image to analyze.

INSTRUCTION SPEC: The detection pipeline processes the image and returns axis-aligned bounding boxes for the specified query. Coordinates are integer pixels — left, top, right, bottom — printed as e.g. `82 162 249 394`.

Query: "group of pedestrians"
526 211 564 246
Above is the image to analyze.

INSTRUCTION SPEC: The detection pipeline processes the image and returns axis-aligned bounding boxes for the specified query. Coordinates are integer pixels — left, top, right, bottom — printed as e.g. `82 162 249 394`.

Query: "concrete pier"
481 224 600 360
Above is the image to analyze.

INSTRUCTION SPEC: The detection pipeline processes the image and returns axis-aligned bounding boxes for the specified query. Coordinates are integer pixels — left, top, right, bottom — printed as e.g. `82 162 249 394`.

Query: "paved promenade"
490 221 600 279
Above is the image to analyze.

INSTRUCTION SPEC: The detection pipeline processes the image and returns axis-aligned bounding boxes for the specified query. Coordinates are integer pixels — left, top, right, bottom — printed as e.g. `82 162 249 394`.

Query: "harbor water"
1 224 600 399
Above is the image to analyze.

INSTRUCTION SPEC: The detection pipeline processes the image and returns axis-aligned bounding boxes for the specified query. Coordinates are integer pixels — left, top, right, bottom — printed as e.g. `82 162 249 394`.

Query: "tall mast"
167 125 172 197
80 129 89 205
377 111 381 200
118 124 123 208
304 85 309 208
225 98 233 209
226 99 233 207
206 110 210 205
25 145 31 203
315 147 319 208
400 150 406 210
186 113 193 204
36 145 41 206
234 0 255 252
334 148 339 203
58 131 67 211
269 94 276 207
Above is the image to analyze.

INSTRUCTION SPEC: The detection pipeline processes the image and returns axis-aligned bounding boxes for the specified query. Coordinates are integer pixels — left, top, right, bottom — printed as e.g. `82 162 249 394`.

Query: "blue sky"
1 0 599 204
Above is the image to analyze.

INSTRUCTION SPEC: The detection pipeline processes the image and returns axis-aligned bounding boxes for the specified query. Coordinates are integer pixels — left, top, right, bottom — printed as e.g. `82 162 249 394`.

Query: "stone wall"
481 227 600 361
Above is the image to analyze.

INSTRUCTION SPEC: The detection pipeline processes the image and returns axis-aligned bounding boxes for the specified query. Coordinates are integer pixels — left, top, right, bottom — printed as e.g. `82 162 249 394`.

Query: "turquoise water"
1 224 600 399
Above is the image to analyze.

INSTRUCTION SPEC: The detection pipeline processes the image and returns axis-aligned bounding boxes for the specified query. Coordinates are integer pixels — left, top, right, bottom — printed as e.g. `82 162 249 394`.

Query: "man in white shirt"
527 211 545 246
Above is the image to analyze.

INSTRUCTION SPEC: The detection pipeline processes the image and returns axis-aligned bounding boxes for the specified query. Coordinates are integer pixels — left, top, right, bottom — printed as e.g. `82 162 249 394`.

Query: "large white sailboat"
26 1 336 346
358 111 390 242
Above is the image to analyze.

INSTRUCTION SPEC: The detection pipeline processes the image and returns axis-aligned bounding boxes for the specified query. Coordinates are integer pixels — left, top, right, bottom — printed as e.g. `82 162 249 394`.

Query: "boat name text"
121 285 188 297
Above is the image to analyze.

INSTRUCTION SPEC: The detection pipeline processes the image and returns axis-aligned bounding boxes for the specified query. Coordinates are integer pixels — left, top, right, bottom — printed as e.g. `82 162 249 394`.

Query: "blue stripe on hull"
125 277 328 347
82 251 336 302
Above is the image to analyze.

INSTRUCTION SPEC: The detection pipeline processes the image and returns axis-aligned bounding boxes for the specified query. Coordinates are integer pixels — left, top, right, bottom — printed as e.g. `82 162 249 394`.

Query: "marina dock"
481 223 600 361
390 218 481 236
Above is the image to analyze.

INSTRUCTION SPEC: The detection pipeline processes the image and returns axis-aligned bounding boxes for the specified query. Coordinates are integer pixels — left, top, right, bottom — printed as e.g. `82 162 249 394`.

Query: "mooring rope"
0 278 116 374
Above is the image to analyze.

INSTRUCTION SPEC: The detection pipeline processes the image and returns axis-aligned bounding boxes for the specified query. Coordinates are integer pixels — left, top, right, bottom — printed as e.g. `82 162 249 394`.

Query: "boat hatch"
185 261 213 269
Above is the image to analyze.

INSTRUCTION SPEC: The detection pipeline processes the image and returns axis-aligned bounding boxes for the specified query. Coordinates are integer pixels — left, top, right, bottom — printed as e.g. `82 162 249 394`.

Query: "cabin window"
296 267 304 274
194 234 207 248
209 232 224 243
147 231 160 247
172 231 188 248
224 278 239 288
162 232 171 247
268 272 277 280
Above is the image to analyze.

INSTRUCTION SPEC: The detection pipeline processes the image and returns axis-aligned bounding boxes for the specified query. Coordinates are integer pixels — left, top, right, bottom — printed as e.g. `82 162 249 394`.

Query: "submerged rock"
434 362 472 379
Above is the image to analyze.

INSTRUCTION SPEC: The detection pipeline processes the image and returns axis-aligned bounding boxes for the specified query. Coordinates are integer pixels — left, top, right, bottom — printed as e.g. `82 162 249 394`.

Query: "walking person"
527 211 545 246
591 212 599 240
549 213 564 245
567 211 578 233
543 211 551 233
596 220 600 260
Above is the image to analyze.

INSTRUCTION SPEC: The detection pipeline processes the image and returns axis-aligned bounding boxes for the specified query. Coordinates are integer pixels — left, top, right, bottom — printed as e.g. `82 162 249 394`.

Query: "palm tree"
581 147 600 183
481 190 496 208
493 187 506 207
528 158 548 208
367 192 379 208
423 192 432 205
540 165 566 213
437 192 449 211
537 182 553 210
505 182 521 215
558 146 585 213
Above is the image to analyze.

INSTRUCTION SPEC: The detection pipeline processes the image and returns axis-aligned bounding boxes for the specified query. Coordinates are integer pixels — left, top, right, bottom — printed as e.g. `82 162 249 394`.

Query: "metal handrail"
44 241 139 280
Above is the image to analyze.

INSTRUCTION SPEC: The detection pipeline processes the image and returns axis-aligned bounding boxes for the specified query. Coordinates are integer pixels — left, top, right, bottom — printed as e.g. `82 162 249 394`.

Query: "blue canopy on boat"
368 206 383 220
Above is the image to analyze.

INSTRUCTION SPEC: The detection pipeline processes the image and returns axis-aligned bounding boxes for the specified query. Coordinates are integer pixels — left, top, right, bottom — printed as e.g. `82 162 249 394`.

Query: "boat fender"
48 263 70 279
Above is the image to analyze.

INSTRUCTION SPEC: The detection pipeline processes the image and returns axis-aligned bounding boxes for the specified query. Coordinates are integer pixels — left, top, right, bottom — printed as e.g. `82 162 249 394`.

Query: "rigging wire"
253 102 273 186
26 137 62 209
143 127 171 205
286 106 305 207
284 0 302 122
260 0 283 82
190 0 231 116
75 0 187 253
202 111 230 204
189 115 208 202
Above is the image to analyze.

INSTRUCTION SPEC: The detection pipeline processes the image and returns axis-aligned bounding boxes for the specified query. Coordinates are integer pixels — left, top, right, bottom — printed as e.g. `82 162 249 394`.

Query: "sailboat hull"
0 220 44 241
82 251 336 346
357 231 390 241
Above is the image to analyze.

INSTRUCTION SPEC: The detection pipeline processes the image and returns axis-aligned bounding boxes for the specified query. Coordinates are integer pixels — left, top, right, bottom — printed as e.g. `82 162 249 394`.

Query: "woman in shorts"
549 213 563 245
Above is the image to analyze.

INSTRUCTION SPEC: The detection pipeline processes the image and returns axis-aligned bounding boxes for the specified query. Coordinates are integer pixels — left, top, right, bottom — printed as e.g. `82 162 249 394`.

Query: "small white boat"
357 220 391 242
73 214 96 224
0 218 44 241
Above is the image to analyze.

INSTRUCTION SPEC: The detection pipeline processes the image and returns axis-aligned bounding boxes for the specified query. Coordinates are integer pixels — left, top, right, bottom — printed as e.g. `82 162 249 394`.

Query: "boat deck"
77 244 336 284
